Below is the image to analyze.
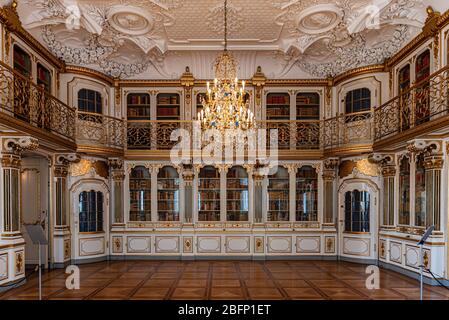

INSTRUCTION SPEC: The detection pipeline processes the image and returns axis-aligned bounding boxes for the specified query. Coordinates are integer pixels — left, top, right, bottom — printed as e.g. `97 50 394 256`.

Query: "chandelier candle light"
197 0 255 131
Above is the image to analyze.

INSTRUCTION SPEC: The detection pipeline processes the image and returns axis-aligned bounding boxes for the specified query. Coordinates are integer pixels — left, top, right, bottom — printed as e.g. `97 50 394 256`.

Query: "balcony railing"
374 65 449 141
76 111 126 149
322 111 373 150
0 60 76 142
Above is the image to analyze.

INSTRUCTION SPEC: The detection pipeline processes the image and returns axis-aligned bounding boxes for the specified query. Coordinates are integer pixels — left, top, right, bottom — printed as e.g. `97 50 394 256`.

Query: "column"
0 136 38 286
286 164 298 223
182 164 195 223
109 158 125 227
219 165 230 222
424 154 443 230
322 158 338 227
52 153 79 267
252 167 265 223
380 163 396 227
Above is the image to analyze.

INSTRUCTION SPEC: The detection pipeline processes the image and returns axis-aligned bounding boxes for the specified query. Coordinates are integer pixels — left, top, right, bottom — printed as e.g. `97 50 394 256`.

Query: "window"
268 166 289 221
79 190 103 232
415 50 431 124
37 63 51 93
198 166 221 221
398 157 410 225
13 45 31 77
226 166 249 221
345 88 371 114
157 166 180 221
129 166 151 221
296 166 318 221
398 65 411 131
344 190 370 232
415 154 426 227
78 89 102 114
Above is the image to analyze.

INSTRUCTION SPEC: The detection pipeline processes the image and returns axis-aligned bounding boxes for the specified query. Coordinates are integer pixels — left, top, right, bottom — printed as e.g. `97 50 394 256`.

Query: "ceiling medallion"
296 4 343 35
107 6 154 36
198 0 255 133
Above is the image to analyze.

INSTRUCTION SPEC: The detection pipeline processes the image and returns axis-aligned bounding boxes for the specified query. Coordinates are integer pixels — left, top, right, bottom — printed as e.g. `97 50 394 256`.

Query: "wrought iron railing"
374 65 449 141
126 120 322 150
322 111 373 149
76 111 126 149
0 60 76 141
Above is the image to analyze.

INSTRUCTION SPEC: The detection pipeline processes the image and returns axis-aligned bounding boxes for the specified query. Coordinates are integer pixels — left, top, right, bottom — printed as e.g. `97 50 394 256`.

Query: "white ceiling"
16 0 448 79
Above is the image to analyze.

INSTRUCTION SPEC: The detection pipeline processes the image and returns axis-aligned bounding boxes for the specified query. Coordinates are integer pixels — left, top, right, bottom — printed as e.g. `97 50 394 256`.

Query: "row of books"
266 108 290 117
267 212 289 221
129 180 151 189
157 192 178 200
127 108 151 118
199 203 220 211
199 180 220 188
157 181 179 189
157 107 180 117
130 203 151 210
128 94 150 105
129 192 151 200
158 213 180 221
269 202 289 211
198 212 221 221
158 202 179 211
267 95 289 104
269 181 289 189
226 202 248 211
226 213 249 221
158 95 179 105
227 180 248 188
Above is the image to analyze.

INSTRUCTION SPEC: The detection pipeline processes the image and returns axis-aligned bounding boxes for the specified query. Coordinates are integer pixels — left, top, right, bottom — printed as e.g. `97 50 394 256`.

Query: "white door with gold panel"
338 181 378 261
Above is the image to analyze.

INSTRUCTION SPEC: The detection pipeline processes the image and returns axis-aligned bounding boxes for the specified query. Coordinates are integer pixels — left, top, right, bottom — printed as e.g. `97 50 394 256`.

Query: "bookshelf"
157 93 180 120
267 167 289 221
266 93 290 120
226 166 249 221
129 166 151 221
296 93 319 120
198 166 221 221
415 50 430 124
37 63 51 93
13 45 31 77
296 166 318 221
157 166 180 221
414 154 426 227
127 93 151 120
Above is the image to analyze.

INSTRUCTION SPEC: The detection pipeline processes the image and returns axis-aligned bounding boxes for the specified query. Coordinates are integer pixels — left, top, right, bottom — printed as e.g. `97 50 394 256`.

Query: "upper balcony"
374 65 449 149
0 60 76 151
3 56 448 158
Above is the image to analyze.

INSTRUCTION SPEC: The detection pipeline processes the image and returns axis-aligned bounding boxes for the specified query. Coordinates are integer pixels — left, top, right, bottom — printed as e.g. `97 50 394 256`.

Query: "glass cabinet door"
344 190 370 232
129 166 151 221
226 166 249 221
267 167 289 221
296 166 318 221
198 166 221 221
157 166 180 221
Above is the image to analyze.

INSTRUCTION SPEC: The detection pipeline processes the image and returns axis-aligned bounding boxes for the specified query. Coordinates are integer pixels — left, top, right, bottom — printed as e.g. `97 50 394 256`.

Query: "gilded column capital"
424 155 444 170
322 158 338 181
108 158 124 170
54 153 80 177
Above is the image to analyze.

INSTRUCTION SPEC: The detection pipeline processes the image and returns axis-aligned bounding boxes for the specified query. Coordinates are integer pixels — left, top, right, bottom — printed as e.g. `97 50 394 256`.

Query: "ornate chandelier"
197 0 255 131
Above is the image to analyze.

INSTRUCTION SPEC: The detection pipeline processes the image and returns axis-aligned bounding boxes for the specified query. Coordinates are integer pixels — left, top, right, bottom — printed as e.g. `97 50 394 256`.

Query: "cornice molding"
65 66 115 86
333 64 386 86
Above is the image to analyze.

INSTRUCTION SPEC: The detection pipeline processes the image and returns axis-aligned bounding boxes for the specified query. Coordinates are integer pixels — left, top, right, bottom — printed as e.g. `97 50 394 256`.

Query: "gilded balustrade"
322 111 373 149
0 60 75 141
76 111 126 149
374 65 449 141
